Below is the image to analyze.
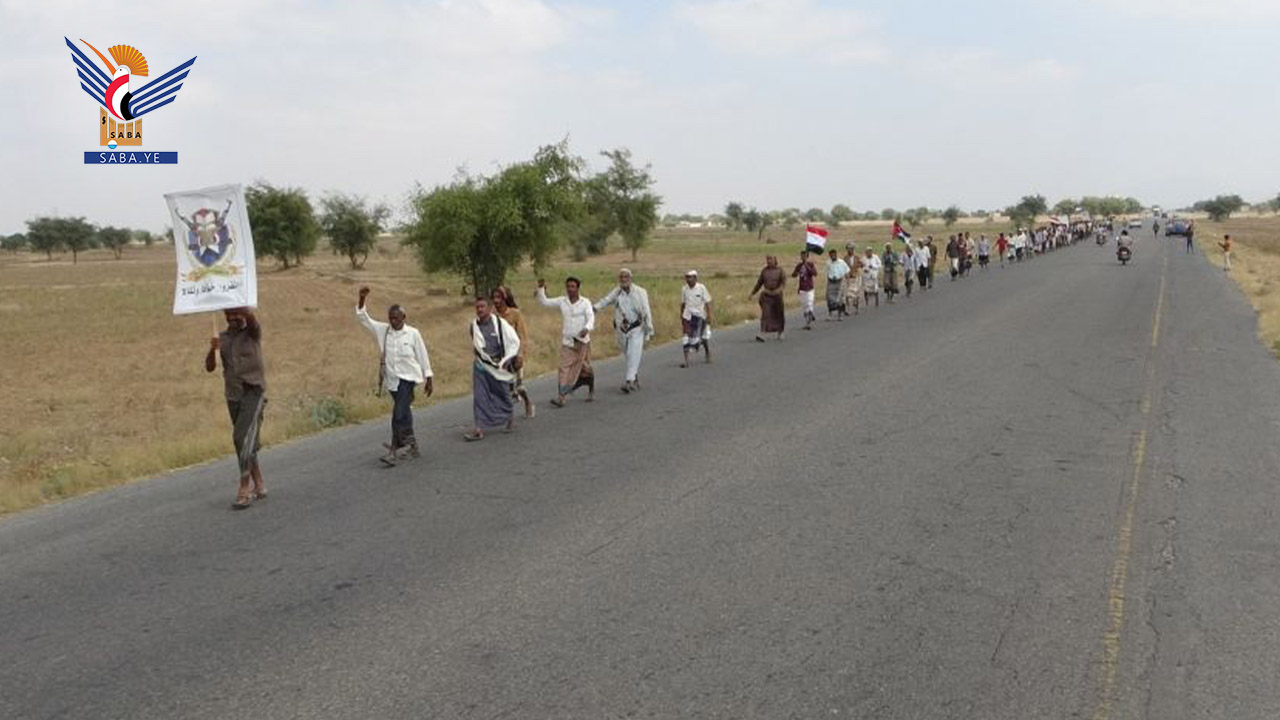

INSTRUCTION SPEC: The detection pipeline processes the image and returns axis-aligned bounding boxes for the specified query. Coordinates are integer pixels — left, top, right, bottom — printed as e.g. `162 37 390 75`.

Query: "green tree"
724 202 745 230
246 182 320 269
1271 193 1280 214
803 207 826 223
879 208 897 221
1052 198 1077 216
742 207 764 233
1195 194 1245 222
829 204 855 226
1123 197 1144 214
319 193 389 269
590 148 662 261
403 140 583 295
26 216 95 262
1 233 26 253
942 205 962 228
98 225 132 260
133 229 158 247
778 208 801 231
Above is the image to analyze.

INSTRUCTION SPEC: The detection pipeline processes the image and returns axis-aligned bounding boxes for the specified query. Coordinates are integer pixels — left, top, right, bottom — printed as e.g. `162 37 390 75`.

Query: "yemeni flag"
805 224 828 253
892 220 911 242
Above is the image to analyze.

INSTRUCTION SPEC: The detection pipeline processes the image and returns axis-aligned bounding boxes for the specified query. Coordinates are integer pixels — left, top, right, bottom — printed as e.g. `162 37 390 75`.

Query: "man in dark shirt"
205 307 267 509
791 250 818 330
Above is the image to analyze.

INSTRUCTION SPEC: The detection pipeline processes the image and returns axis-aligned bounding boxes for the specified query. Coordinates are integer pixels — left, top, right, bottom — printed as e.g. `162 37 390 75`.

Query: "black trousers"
390 381 416 448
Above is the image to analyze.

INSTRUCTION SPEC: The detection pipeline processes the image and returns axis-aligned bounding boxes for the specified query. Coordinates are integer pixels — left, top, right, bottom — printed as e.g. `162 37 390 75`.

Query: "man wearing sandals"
356 287 434 465
464 296 521 441
595 268 654 393
205 307 268 510
537 277 595 407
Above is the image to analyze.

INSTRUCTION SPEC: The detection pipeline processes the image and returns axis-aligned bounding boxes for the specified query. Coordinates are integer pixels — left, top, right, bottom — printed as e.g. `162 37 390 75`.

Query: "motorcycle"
1117 245 1132 265
1095 232 1107 246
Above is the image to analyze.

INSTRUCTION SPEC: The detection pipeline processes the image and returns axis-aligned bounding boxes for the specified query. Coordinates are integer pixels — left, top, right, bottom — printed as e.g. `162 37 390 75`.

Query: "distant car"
1127 219 1143 229
1165 220 1192 237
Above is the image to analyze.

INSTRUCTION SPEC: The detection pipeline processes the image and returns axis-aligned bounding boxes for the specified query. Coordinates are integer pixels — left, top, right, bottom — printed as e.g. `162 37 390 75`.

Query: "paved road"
3 234 1279 719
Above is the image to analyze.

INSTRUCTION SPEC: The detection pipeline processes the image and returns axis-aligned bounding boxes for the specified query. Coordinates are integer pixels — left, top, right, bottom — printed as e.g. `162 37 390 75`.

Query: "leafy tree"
942 205 962 228
590 149 662 261
803 207 826 223
98 226 132 260
1195 194 1245 222
778 208 801 231
246 182 320 268
25 216 95 262
133 229 158 247
403 140 583 295
319 193 389 269
1272 193 1280 214
862 211 881 221
879 208 897 221
1 233 26 253
829 204 855 226
742 207 764 233
724 202 745 230
754 209 773 241
1052 198 1077 216
1123 197 1144 214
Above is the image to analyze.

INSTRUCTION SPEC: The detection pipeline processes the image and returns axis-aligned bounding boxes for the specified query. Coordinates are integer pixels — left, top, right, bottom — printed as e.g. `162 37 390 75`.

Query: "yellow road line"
1093 248 1168 720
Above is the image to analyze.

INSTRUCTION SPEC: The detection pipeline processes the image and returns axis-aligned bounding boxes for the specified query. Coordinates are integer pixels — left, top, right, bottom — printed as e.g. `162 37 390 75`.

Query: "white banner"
166 184 257 315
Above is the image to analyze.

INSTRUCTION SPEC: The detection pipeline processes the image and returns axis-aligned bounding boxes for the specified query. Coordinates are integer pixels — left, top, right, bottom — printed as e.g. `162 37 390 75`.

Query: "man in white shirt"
595 269 654 393
537 277 595 407
862 247 883 308
916 240 932 291
824 248 850 320
357 286 433 465
680 270 713 367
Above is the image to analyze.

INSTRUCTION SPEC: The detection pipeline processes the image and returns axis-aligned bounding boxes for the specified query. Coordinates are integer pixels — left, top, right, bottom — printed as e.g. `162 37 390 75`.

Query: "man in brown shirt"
205 307 267 509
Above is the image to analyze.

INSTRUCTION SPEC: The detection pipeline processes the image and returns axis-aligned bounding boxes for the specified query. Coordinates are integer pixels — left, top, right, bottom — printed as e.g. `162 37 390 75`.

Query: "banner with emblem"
165 183 257 315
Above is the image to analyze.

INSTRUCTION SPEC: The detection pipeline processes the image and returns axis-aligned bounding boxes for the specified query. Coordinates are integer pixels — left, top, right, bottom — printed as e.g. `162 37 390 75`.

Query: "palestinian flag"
892 220 911 242
805 224 828 253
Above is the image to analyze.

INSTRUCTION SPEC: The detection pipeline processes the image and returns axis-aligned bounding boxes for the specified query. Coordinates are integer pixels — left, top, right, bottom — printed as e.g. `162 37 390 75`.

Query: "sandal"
253 488 268 501
463 432 484 442
549 398 565 408
232 492 253 510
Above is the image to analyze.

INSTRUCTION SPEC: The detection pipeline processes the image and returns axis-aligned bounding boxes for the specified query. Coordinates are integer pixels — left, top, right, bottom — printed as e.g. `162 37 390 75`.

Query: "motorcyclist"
1117 229 1134 263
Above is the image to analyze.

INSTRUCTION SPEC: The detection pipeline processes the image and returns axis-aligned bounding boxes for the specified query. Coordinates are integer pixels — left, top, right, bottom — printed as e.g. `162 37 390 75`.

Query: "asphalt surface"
3 233 1279 719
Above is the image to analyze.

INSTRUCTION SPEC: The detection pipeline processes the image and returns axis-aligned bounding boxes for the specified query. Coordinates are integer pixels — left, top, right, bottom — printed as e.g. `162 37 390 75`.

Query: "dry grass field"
1189 215 1280 357
0 220 936 514
6 214 1270 515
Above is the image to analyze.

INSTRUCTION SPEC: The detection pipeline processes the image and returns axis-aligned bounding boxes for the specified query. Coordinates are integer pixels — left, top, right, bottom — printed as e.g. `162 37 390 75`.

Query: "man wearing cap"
680 270 713 367
595 269 654 393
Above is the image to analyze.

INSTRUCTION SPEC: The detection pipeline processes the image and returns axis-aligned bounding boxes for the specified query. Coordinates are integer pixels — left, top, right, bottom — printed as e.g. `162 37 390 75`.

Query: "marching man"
356 287 433 466
595 269 654 393
205 307 268 509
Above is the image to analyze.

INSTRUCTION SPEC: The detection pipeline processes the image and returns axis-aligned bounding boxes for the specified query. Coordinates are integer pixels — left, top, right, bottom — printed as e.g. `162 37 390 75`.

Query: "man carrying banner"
205 308 267 510
792 250 818 330
357 287 433 466
595 269 654 393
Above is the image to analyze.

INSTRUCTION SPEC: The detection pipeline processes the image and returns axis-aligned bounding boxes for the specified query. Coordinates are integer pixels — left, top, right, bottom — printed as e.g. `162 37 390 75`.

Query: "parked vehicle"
1165 220 1192 237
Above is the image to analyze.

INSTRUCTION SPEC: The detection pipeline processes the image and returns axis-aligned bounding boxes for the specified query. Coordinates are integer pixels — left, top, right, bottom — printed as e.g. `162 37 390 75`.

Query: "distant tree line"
2 218 162 262
4 140 665 298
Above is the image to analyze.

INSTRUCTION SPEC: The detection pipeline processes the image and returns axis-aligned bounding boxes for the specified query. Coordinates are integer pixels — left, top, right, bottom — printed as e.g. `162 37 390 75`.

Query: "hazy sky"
2 0 1278 235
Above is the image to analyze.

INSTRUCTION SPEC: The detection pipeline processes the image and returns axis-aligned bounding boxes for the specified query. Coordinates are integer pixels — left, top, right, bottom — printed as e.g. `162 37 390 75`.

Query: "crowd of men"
207 217 1203 510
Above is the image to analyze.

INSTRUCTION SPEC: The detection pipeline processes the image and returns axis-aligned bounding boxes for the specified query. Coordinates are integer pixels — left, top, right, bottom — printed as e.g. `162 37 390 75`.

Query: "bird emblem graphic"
65 37 196 146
